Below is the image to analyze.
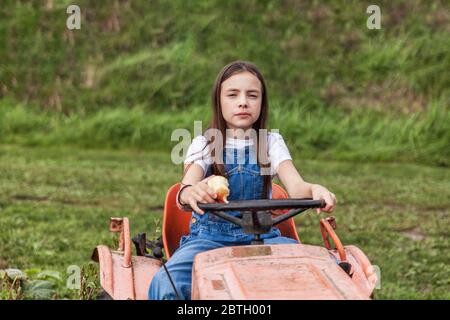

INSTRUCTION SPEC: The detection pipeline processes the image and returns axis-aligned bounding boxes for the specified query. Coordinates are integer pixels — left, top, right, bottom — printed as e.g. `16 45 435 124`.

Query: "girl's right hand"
181 175 218 214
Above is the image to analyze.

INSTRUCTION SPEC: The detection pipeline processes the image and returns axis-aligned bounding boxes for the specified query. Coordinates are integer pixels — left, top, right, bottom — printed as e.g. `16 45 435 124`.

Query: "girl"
148 61 337 300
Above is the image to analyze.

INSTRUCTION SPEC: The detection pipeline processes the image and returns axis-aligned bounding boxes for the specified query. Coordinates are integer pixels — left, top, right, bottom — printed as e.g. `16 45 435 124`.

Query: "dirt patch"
399 227 427 241
323 81 427 114
10 195 164 211
11 194 49 202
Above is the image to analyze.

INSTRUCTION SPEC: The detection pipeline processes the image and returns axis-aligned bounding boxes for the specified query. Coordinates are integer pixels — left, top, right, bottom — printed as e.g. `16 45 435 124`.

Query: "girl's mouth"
235 113 251 117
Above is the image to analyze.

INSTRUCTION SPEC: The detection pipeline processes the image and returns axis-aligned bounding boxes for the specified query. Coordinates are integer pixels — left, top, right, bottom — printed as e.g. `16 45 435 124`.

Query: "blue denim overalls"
148 145 298 300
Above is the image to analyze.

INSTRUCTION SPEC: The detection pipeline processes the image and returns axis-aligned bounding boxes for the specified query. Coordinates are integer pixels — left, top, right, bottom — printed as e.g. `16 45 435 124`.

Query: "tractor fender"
92 245 162 300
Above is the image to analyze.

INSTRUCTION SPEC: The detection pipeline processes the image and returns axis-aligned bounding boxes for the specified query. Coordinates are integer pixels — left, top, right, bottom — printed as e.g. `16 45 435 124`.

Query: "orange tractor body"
92 184 377 300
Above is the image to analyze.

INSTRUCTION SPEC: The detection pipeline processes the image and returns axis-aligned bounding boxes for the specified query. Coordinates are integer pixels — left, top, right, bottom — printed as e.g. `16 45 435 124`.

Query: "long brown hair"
185 61 272 198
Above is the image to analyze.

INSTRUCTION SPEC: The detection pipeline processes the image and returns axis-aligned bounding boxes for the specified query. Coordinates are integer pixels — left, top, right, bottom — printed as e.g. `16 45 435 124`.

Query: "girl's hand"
181 175 218 215
311 184 337 215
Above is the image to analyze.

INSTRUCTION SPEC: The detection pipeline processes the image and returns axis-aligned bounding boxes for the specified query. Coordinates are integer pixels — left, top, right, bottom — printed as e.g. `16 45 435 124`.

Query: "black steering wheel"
182 199 325 244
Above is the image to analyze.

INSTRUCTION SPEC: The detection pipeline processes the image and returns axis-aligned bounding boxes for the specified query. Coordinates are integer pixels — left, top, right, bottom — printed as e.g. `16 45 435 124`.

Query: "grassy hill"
1 0 449 113
1 1 449 166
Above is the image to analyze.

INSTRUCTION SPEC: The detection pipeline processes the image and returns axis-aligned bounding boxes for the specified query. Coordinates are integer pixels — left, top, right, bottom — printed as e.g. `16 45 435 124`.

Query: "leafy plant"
0 268 57 300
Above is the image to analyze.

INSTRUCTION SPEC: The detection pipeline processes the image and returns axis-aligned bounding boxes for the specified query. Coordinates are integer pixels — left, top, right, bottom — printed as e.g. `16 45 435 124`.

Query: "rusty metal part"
110 218 124 251
92 245 162 300
326 216 337 229
320 217 355 277
320 217 346 262
92 245 114 295
327 245 378 297
192 244 371 300
109 217 132 268
93 217 164 300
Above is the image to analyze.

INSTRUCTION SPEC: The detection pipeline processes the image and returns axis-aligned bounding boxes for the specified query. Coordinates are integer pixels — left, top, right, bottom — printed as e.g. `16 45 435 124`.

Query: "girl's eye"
249 95 258 98
228 94 237 97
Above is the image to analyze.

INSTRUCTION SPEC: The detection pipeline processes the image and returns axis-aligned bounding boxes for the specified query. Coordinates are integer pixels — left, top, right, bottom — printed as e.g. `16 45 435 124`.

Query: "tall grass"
1 99 448 167
0 1 449 113
0 1 448 167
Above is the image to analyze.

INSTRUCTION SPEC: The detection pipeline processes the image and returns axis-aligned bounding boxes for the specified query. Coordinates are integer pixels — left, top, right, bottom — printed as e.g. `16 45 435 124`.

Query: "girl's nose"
238 94 248 108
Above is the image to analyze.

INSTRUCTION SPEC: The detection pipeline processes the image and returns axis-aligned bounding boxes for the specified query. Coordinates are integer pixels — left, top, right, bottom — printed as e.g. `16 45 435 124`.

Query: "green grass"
1 100 449 167
1 1 449 113
0 0 449 300
1 144 449 299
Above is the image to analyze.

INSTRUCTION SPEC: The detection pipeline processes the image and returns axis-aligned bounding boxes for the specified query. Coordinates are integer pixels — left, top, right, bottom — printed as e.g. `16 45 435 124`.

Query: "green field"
0 0 449 300
1 144 449 299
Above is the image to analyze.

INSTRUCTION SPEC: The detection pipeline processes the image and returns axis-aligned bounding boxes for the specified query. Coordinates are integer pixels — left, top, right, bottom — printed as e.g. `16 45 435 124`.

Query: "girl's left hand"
311 184 337 214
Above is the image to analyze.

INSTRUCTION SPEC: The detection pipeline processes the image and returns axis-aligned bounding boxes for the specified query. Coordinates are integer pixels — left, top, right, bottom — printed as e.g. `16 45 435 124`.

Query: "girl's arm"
181 163 204 186
178 163 217 214
276 160 337 213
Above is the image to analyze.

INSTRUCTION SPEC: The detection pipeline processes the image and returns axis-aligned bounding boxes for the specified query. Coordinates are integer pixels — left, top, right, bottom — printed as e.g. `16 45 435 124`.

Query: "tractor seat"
162 183 300 259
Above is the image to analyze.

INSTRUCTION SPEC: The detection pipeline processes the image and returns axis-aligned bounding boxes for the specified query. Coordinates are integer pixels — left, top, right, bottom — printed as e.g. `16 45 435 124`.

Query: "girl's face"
220 71 262 132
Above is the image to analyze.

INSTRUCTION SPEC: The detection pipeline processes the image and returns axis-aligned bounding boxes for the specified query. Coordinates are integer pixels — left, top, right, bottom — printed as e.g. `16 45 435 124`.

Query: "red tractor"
92 183 378 300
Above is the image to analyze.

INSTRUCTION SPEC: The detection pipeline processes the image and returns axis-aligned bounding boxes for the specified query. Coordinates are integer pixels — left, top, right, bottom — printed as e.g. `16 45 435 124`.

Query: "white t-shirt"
184 132 292 178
